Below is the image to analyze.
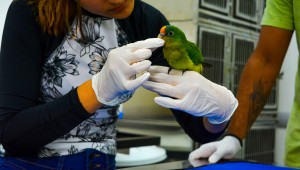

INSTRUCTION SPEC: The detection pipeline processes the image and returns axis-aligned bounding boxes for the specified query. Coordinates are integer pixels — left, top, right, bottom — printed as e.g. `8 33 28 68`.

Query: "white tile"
143 0 198 21
170 21 198 43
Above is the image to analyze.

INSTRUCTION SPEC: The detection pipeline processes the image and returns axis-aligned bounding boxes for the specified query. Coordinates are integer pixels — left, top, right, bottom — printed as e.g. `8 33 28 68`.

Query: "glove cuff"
224 134 243 147
92 74 119 106
223 96 239 122
207 89 238 124
97 96 120 106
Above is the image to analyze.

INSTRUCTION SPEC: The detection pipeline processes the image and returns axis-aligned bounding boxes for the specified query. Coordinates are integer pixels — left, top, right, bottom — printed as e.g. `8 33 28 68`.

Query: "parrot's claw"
167 67 172 74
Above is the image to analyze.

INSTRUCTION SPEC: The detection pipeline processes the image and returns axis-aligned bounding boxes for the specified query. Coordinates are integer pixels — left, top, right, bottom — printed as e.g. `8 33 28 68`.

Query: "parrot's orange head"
158 25 185 40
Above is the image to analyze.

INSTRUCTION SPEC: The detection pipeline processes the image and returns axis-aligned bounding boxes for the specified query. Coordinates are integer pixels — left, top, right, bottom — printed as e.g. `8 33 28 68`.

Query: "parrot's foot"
167 67 185 75
167 67 172 74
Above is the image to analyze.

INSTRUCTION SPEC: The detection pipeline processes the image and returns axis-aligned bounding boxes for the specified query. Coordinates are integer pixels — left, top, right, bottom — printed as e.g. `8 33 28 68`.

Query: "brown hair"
26 0 83 36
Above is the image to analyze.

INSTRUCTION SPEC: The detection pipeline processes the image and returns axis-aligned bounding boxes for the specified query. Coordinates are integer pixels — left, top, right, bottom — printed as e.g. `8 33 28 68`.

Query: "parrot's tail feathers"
202 62 213 68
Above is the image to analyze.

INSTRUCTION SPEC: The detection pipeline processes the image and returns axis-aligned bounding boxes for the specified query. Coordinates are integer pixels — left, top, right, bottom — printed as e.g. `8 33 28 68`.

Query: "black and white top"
0 0 226 158
39 16 128 157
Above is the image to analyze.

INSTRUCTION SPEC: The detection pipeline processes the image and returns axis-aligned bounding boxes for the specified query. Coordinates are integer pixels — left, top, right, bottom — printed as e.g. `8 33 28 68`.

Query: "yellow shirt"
262 0 300 167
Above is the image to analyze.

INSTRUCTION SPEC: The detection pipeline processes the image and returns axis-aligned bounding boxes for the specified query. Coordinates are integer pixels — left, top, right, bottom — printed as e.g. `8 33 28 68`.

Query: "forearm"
173 110 226 143
227 26 293 140
77 80 103 113
227 54 282 139
0 89 91 156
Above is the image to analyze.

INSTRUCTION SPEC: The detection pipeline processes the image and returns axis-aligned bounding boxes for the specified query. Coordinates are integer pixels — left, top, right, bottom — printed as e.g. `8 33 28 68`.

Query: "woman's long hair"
27 0 83 36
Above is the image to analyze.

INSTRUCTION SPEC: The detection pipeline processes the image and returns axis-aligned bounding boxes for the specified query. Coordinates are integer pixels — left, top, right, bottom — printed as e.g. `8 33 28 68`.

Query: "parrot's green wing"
187 41 204 65
187 41 212 67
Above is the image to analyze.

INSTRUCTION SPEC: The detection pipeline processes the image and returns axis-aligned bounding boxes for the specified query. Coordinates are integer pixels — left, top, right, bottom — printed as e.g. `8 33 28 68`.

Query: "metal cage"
236 125 276 164
197 20 277 110
199 27 228 85
200 0 230 15
199 0 265 29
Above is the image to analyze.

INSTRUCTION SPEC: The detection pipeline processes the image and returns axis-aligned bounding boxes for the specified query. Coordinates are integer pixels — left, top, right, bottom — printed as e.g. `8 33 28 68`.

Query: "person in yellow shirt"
189 0 300 168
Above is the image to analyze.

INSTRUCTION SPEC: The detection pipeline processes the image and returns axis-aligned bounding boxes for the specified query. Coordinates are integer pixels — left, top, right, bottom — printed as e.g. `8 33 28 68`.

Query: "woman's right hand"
92 38 164 106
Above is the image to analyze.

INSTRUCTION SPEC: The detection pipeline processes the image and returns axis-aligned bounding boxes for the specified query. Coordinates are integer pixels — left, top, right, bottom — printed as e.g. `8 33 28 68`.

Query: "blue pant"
0 149 115 170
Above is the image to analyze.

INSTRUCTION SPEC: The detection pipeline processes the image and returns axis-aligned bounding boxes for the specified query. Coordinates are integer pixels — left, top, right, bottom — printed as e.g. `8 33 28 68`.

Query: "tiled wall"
143 0 199 43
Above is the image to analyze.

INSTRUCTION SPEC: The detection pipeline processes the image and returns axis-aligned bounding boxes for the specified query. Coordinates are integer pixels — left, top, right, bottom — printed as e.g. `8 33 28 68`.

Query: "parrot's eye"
168 31 174 36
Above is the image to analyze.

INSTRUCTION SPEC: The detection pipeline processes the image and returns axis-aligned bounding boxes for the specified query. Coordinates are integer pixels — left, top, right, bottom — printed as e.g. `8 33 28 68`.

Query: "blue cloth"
0 149 115 170
186 162 299 170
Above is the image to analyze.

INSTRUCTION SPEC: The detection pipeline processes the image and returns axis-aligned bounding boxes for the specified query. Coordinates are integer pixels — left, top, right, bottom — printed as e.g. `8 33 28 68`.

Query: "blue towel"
186 161 299 170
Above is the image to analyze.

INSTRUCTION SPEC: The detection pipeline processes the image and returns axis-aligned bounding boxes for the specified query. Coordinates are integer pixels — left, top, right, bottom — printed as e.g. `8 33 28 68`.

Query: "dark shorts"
0 149 115 170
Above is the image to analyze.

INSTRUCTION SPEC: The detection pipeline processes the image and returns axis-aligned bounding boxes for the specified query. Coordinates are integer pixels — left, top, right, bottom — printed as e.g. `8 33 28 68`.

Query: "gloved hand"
142 66 238 124
188 136 242 164
92 38 164 106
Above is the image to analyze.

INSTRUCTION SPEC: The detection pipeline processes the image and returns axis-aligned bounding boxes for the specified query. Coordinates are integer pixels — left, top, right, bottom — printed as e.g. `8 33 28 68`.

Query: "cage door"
200 0 230 15
234 0 265 23
198 25 229 86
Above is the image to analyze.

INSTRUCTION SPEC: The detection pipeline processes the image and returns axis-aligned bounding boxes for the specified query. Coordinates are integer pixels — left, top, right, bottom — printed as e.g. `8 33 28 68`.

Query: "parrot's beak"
158 33 165 39
158 26 166 39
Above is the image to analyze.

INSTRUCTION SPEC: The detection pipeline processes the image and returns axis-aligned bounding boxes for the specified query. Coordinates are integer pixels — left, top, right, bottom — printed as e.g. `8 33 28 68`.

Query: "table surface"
117 160 191 170
117 159 298 170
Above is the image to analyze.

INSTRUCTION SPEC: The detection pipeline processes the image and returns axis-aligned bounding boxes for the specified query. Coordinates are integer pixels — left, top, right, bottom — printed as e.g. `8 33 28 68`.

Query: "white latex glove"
188 158 210 167
92 38 164 106
188 136 242 164
142 66 238 124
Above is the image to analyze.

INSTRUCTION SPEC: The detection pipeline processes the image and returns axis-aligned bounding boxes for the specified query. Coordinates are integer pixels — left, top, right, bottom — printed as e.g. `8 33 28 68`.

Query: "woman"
0 0 237 169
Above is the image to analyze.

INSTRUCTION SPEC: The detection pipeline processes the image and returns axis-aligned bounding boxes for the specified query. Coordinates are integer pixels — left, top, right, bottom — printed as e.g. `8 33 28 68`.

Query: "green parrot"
158 25 212 74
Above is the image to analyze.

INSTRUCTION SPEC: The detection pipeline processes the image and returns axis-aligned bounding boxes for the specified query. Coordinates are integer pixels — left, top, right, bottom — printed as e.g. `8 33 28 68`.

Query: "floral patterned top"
38 16 130 157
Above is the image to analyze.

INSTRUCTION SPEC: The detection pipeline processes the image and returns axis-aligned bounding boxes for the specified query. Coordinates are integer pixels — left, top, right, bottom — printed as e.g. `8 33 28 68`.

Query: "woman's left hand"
142 66 238 124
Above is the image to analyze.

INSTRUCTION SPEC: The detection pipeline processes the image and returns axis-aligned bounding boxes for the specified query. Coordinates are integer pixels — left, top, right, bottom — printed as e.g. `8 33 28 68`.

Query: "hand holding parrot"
143 66 238 124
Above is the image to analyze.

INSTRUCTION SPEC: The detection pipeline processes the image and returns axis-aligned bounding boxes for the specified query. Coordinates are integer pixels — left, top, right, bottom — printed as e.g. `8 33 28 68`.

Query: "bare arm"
227 26 293 139
77 80 103 114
